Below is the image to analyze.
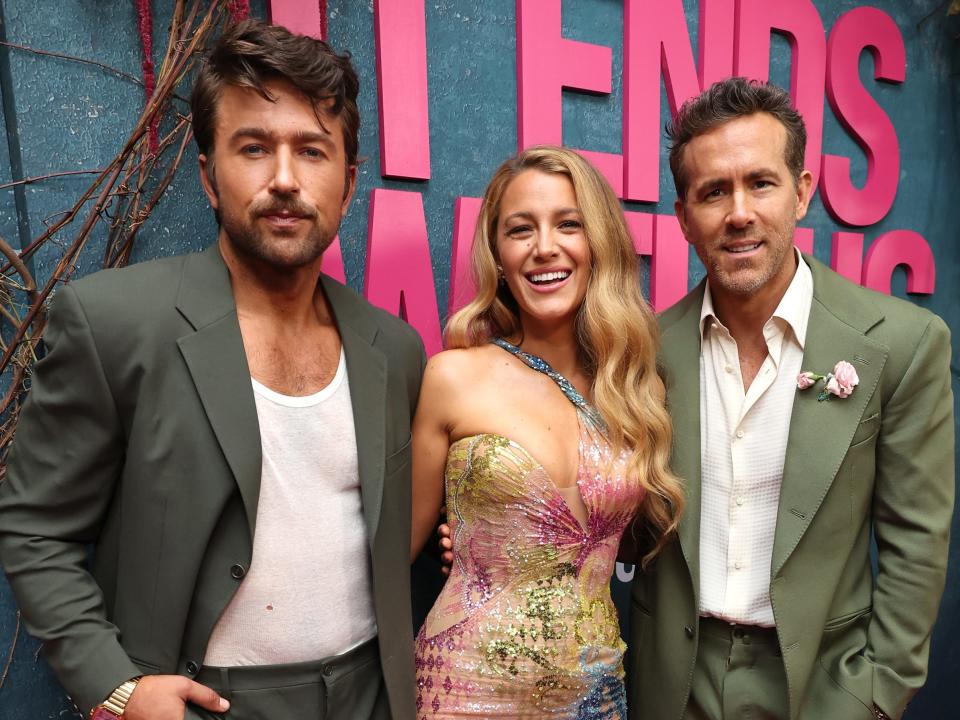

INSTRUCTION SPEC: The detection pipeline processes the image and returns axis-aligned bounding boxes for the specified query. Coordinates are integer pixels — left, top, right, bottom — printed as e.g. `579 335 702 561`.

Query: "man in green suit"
0 20 423 720
627 78 954 720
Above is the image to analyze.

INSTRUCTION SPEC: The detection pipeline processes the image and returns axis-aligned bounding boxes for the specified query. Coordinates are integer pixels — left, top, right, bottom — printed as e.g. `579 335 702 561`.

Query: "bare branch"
0 169 105 192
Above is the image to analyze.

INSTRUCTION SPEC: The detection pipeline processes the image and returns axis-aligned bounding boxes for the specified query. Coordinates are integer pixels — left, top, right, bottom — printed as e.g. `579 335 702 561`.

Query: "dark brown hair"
190 19 360 167
667 77 807 201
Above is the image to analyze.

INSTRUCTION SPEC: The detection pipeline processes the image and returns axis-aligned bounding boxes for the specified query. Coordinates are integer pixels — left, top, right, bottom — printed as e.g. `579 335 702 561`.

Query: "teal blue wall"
0 1 957 717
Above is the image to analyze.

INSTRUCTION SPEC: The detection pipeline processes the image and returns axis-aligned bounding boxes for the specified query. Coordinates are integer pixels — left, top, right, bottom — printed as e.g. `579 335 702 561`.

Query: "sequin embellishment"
490 337 605 430
414 341 645 718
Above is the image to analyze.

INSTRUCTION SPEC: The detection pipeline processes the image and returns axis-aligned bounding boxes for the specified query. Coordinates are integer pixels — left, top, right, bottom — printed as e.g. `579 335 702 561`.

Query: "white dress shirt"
698 252 813 626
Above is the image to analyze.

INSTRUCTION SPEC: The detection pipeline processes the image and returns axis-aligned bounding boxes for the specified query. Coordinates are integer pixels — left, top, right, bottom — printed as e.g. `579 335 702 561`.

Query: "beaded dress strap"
491 338 605 429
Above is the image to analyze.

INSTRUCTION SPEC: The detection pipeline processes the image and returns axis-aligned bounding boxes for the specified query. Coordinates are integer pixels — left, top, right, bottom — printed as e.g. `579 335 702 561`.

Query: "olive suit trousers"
684 617 790 720
188 637 390 720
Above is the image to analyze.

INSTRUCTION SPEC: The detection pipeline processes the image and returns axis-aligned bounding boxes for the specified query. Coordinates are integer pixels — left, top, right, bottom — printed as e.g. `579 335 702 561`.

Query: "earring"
496 265 505 285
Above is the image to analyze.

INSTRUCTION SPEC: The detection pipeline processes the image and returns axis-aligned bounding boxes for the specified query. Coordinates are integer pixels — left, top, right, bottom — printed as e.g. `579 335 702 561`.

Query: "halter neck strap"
491 338 604 428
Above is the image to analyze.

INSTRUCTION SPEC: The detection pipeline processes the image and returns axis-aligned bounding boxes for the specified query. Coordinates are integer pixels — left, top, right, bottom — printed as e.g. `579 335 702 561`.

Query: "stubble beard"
219 199 336 270
707 219 797 297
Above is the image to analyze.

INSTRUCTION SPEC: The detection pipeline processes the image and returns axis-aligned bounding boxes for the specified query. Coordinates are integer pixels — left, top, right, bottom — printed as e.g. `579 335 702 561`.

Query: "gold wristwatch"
89 677 141 719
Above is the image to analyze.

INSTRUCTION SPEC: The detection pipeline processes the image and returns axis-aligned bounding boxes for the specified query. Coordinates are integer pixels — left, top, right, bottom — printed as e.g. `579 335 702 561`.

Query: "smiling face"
199 79 356 270
674 112 812 303
495 169 591 331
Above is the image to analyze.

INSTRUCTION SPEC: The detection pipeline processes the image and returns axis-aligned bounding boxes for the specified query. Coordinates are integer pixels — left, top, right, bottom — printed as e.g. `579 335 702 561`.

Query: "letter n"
624 0 735 202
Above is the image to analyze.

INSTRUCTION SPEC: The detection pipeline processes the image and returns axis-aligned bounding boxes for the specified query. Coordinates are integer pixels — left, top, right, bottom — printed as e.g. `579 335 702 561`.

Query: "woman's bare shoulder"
424 344 504 385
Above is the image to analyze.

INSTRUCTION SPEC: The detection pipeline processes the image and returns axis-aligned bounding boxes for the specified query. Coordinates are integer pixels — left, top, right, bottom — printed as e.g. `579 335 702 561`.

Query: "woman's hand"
437 521 454 576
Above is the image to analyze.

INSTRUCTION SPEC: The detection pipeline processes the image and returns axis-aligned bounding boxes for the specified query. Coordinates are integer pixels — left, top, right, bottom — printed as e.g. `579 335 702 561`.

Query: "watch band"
874 706 891 720
90 677 141 719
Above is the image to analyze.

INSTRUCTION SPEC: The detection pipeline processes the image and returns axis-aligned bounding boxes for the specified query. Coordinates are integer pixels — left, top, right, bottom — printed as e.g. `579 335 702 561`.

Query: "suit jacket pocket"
816 606 874 715
128 655 161 675
385 434 412 477
849 412 880 448
822 605 872 632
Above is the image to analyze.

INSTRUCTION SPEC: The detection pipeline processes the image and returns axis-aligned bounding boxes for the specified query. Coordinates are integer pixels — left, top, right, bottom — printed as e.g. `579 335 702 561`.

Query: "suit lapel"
321 276 387 548
176 244 262 535
771 257 887 575
660 287 706 597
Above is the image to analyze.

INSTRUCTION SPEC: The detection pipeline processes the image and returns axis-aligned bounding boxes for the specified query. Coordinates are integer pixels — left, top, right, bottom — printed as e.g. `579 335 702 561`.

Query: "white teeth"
728 243 760 254
529 271 571 283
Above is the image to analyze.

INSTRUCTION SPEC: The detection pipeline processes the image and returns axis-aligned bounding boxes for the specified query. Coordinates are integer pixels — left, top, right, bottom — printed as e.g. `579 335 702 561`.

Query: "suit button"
230 563 246 579
185 660 199 675
684 625 695 639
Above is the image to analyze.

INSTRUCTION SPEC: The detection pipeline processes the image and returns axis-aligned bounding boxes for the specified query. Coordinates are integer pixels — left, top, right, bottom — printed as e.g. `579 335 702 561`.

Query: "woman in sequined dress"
409 146 683 719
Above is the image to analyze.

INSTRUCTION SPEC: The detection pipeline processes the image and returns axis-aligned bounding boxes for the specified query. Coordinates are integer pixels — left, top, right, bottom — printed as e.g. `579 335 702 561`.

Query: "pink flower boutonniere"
797 360 860 402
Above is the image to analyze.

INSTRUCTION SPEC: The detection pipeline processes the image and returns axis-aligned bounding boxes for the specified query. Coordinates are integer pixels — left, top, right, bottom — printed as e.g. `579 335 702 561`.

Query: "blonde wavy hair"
445 145 683 563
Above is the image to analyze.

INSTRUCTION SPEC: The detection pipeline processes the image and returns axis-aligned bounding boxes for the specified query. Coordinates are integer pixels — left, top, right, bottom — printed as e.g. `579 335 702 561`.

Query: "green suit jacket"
0 244 426 718
628 255 954 720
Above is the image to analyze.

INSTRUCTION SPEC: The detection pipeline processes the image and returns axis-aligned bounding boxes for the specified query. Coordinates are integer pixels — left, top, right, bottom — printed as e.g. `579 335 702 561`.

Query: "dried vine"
0 0 249 483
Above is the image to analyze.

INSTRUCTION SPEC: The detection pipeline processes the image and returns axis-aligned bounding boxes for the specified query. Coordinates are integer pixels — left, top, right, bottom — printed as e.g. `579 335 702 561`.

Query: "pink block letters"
651 215 690 311
794 227 815 255
270 0 940 332
364 189 443 355
627 212 690 311
449 197 483 314
623 0 734 201
820 7 904 227
830 231 864 283
862 230 936 295
268 0 325 39
736 0 827 192
320 235 347 284
625 211 653 256
374 0 431 180
516 0 623 194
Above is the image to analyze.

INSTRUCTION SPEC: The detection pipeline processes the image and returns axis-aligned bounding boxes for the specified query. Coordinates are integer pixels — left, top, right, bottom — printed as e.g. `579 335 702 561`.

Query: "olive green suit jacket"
628 256 954 720
0 244 425 718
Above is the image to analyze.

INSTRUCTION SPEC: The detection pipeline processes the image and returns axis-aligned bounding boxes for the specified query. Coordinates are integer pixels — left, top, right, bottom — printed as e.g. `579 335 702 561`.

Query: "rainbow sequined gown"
414 340 644 718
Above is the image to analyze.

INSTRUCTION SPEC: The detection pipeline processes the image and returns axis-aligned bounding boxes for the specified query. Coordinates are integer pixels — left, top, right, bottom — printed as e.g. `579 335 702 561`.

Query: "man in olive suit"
628 78 954 720
0 20 422 720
